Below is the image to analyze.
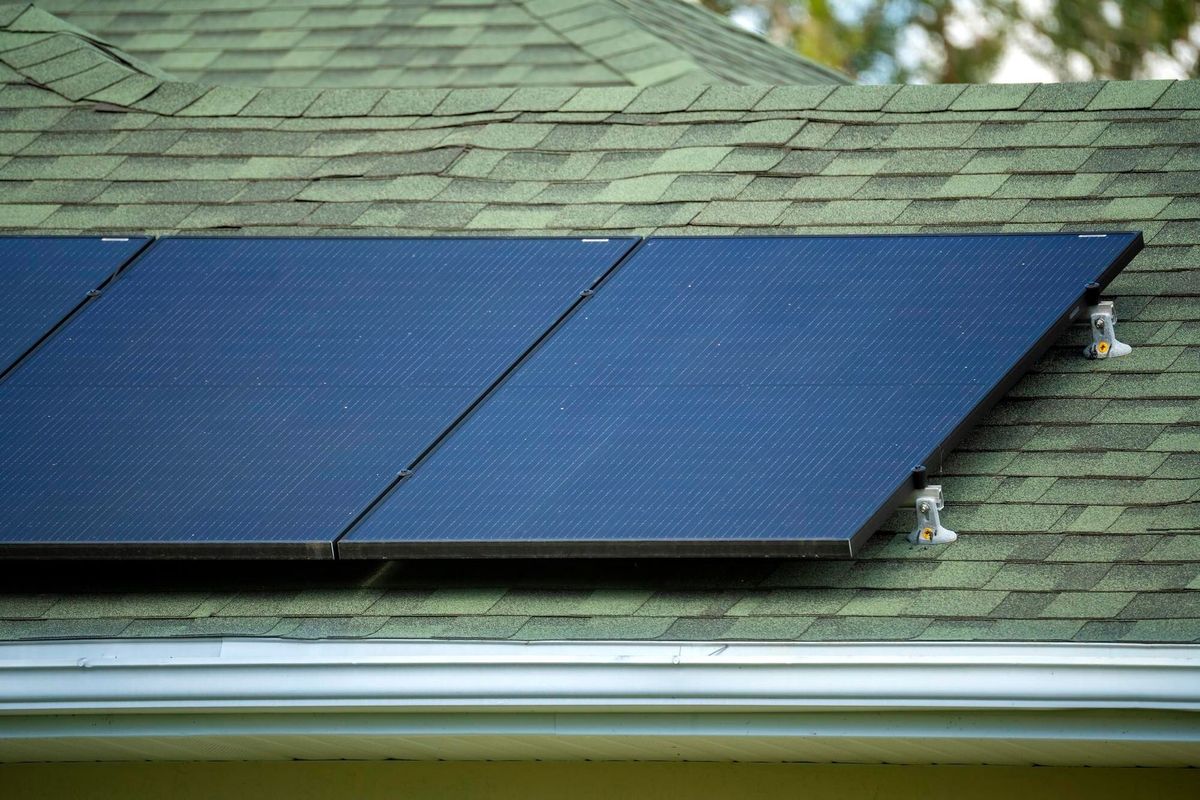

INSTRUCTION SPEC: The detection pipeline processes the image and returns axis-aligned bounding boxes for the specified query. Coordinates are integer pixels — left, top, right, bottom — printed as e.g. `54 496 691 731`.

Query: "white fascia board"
1 638 1198 714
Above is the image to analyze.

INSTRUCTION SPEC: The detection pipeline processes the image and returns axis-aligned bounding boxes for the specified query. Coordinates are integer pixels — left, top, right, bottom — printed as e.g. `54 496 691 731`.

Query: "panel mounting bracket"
906 467 956 546
1082 283 1130 360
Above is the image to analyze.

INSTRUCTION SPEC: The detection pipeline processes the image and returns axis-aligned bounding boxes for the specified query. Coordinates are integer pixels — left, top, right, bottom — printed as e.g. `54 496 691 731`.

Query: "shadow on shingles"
0 554 854 594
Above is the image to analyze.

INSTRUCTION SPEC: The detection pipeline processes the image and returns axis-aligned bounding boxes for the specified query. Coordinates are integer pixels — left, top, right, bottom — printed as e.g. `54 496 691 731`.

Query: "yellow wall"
1 762 1198 799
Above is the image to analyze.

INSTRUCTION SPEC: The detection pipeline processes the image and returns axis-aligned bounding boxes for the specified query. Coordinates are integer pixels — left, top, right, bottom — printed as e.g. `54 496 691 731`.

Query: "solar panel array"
0 233 1139 558
0 237 635 556
343 233 1139 556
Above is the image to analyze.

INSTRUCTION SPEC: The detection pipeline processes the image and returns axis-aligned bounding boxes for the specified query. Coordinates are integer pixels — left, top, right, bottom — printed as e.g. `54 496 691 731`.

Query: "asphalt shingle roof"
37 0 847 88
0 5 1197 643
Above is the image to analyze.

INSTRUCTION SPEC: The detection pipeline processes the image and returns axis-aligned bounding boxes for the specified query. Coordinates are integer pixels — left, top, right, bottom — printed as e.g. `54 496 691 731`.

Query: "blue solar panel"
0 236 636 557
342 233 1141 557
0 236 149 376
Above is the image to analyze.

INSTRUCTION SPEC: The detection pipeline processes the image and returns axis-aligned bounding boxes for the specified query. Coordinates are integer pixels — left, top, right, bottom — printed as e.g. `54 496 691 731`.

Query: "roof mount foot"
907 467 956 546
1082 283 1131 359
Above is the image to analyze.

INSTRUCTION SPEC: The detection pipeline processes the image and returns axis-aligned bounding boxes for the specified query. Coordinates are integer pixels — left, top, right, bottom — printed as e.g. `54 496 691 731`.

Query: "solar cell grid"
0 236 636 556
342 232 1141 557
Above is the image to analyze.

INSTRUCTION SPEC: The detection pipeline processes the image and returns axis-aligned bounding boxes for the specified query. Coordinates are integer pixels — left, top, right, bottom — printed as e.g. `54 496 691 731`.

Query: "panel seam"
0 237 154 386
331 237 648 556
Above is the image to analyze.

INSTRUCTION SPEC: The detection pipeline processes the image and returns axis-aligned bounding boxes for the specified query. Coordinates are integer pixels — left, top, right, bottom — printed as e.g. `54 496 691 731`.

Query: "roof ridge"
518 0 848 87
516 0 709 86
609 0 850 85
39 0 844 90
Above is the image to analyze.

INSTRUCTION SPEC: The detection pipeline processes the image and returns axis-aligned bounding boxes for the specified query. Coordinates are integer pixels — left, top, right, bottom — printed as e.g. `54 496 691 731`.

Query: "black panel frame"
0 540 334 560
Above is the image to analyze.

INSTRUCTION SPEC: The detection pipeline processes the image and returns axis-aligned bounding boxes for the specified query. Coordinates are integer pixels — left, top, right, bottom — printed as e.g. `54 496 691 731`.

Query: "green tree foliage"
700 0 1199 83
1028 0 1198 80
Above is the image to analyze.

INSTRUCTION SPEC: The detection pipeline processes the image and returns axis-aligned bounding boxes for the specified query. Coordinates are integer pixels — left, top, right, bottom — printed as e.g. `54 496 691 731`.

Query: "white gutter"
2 639 1198 713
0 639 1198 765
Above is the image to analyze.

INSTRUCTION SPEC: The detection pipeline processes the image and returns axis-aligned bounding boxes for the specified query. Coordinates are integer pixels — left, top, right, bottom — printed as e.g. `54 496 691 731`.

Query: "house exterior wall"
2 762 1199 799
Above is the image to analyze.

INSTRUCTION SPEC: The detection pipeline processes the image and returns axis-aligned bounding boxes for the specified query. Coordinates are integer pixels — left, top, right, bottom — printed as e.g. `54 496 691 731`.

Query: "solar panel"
0 236 636 557
342 233 1141 557
0 236 149 377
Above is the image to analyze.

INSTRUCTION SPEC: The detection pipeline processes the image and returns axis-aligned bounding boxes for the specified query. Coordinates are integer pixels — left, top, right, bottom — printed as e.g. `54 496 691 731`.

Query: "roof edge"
2 639 1198 765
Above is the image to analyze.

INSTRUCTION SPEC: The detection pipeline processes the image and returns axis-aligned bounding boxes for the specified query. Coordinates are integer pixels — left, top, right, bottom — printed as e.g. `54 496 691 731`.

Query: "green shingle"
874 171 987 201
780 199 909 226
919 619 1085 641
351 201 484 229
883 83 965 113
1 34 83 71
466 205 558 229
648 146 731 174
1145 535 1200 561
984 563 1111 591
498 86 578 112
786 120 841 148
818 151 890 176
86 73 160 107
1022 82 1104 111
514 616 673 640
593 173 674 202
690 84 771 112
754 85 835 111
132 81 210 114
782 175 870 200
371 616 528 640
1088 79 1171 110
21 46 105 83
44 592 213 619
303 88 385 117
733 118 804 145
692 200 788 226
667 178 760 206
1156 80 1200 110
801 617 930 641
0 154 125 179
21 131 126 156
596 123 685 150
1005 451 1169 479
0 619 134 640
896 198 1027 225
48 61 129 101
819 84 899 112
713 146 786 172
366 88 445 117
1095 563 1199 591
1121 619 1200 642
950 83 1035 111
239 88 321 117
0 203 59 225
177 201 313 228
433 87 513 116
177 86 259 117
1120 592 1200 620
623 84 705 114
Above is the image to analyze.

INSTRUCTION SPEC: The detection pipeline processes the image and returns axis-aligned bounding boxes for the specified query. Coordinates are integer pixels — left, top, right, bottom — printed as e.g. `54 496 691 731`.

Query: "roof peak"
42 0 845 90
